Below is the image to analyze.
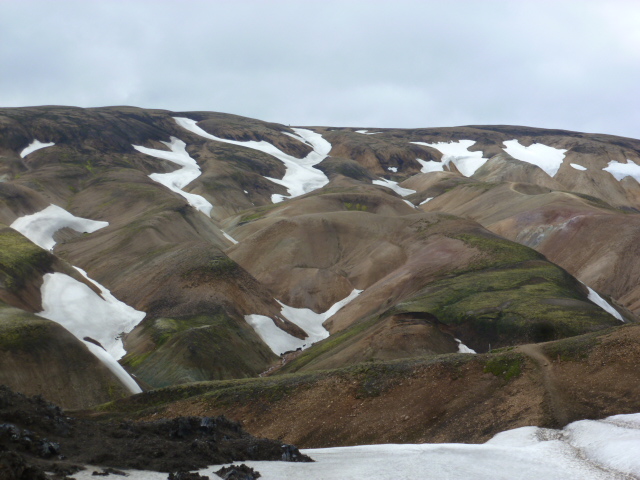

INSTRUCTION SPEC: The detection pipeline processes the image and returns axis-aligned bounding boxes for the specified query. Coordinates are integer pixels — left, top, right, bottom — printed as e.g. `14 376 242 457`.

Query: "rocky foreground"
0 385 310 479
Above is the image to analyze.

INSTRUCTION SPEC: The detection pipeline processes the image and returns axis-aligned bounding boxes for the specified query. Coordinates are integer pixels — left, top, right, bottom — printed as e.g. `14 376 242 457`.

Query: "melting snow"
387 166 398 172
222 231 238 245
416 158 445 173
245 289 362 355
83 342 142 394
38 269 146 360
502 139 567 177
570 163 587 171
90 412 640 479
603 159 640 183
372 178 416 196
419 197 433 205
412 140 488 177
20 140 55 158
455 338 476 353
133 137 213 216
10 204 108 251
403 199 417 209
586 286 624 322
174 117 331 203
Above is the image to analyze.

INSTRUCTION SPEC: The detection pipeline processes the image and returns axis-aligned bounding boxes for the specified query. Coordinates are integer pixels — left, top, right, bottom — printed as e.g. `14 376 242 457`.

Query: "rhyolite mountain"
0 106 639 443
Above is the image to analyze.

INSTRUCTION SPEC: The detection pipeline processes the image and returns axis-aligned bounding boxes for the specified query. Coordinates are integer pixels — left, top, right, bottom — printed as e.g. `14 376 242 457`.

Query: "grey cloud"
1 0 638 138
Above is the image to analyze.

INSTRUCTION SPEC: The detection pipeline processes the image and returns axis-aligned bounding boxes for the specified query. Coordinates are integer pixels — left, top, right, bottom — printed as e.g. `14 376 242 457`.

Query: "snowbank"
603 159 640 183
10 204 108 251
20 139 55 158
174 117 331 203
133 136 213 216
502 139 567 177
245 289 362 355
412 140 488 177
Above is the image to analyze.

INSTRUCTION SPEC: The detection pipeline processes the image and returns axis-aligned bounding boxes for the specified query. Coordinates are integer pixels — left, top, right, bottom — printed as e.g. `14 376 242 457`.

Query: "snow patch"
174 117 331 203
502 139 567 177
222 231 238 245
133 137 213 216
38 270 145 360
419 197 433 205
83 342 142 394
603 159 640 183
455 338 476 354
71 411 640 479
403 199 417 209
355 130 382 135
246 289 362 355
416 158 445 173
372 178 416 197
20 140 55 158
570 163 587 171
387 166 398 172
412 140 488 177
10 204 108 251
586 286 624 321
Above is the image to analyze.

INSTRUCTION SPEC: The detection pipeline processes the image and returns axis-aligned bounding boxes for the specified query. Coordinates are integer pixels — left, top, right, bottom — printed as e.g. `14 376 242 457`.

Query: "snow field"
82 412 640 479
132 136 213 216
174 117 331 203
502 139 567 177
603 159 640 183
570 163 587 171
245 289 362 355
20 139 55 158
372 178 416 196
416 158 445 173
10 204 109 251
412 140 488 177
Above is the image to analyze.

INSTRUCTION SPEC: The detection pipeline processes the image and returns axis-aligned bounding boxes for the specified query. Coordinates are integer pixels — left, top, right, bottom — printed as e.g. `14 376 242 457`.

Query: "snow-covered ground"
412 140 488 177
586 286 624 322
419 197 433 205
10 204 108 251
455 338 476 353
10 204 144 393
20 139 55 158
222 231 238 245
570 163 587 171
72 412 640 480
133 136 213 216
416 158 445 173
355 129 382 135
502 139 567 177
245 289 362 355
38 269 145 360
174 117 331 203
603 159 640 183
372 178 416 196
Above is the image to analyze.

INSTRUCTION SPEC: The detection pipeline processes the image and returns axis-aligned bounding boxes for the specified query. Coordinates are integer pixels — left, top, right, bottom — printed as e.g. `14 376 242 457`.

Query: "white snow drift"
355 129 382 135
502 139 567 177
416 158 445 173
412 140 488 177
133 137 213 216
245 289 362 355
570 163 587 171
586 286 624 322
75 412 640 480
603 159 640 183
20 139 55 158
10 204 108 251
372 178 416 196
174 117 331 203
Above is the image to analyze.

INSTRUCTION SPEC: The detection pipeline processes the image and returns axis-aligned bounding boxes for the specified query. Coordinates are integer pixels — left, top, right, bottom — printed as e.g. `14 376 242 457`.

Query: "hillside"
0 105 638 450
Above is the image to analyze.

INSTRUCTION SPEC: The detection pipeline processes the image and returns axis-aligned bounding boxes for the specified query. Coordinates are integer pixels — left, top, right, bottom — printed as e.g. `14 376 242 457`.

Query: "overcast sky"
1 0 639 137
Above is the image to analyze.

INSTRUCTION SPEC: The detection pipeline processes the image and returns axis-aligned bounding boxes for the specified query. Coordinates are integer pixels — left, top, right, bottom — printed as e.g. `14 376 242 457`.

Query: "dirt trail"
519 344 569 427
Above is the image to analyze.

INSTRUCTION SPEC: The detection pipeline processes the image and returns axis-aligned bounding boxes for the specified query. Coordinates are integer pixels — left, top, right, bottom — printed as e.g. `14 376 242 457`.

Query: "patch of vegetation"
238 203 282 223
343 202 368 211
483 354 523 381
450 233 543 270
0 227 53 291
541 330 602 362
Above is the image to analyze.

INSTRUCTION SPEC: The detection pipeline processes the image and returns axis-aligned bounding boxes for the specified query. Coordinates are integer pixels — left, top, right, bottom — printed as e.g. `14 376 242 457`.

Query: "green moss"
483 354 523 380
0 227 52 291
238 203 282 223
343 202 368 211
450 233 543 270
